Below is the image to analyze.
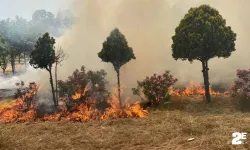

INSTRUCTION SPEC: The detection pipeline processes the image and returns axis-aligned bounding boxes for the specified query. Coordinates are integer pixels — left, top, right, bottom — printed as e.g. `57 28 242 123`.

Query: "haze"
1 0 249 92
57 0 250 91
0 0 70 20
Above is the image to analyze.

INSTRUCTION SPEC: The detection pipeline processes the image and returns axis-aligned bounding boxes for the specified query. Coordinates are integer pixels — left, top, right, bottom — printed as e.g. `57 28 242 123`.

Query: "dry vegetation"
1 95 250 150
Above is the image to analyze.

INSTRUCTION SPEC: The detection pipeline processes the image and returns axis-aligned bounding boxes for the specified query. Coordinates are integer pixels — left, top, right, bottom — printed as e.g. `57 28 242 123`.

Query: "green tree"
0 16 35 70
172 5 236 103
98 28 136 107
9 47 18 75
0 36 9 74
29 32 57 106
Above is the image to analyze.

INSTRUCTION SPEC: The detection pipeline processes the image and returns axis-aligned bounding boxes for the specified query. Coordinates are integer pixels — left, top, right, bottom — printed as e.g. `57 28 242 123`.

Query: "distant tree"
0 18 19 75
0 16 34 69
9 47 18 75
29 32 57 106
0 36 9 74
171 5 236 103
54 46 68 105
55 10 75 28
31 10 55 27
31 10 56 36
11 16 29 64
98 28 136 107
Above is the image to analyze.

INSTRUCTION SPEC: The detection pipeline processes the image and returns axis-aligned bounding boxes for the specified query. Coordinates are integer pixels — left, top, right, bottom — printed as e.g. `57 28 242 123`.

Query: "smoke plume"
53 0 250 91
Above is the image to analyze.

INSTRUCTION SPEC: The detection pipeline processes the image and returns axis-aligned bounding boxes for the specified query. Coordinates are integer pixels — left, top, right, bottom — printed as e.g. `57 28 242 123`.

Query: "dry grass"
1 95 250 150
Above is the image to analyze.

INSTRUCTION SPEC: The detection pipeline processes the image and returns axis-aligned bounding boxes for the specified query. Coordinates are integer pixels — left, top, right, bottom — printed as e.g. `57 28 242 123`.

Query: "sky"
0 0 71 20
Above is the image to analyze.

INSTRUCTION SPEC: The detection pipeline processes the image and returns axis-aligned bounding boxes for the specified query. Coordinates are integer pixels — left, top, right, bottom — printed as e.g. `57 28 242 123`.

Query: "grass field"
1 96 250 150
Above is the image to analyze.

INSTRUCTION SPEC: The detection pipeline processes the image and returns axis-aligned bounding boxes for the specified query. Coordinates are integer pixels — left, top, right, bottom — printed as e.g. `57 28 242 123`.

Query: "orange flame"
172 84 222 96
0 84 148 123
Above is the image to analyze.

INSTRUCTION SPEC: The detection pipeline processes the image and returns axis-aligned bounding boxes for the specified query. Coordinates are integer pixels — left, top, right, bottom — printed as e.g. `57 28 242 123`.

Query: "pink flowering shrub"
230 69 250 97
231 69 250 111
132 70 178 108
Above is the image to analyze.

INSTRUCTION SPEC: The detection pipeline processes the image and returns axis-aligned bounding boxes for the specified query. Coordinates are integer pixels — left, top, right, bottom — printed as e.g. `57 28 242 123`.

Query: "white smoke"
55 0 250 90
3 0 250 93
0 65 48 89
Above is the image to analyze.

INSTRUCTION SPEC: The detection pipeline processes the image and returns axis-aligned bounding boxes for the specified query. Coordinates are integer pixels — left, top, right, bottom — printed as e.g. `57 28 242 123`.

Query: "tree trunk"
18 54 21 64
2 68 5 75
49 69 57 107
116 69 122 107
11 58 15 76
55 62 58 106
24 52 26 68
202 60 211 103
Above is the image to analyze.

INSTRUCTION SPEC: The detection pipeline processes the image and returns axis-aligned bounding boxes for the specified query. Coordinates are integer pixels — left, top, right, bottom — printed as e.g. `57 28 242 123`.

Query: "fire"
172 84 222 96
0 100 36 123
0 84 148 123
100 89 148 120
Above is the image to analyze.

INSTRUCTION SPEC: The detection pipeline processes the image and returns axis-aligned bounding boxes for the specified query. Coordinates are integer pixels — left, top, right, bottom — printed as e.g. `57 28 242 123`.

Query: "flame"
0 99 36 123
72 82 91 100
0 84 148 123
172 84 222 96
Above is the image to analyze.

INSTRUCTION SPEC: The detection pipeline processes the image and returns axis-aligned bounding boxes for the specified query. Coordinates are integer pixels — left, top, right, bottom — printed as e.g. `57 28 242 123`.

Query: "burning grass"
0 98 15 111
0 83 229 123
1 96 250 150
0 85 148 123
172 84 228 96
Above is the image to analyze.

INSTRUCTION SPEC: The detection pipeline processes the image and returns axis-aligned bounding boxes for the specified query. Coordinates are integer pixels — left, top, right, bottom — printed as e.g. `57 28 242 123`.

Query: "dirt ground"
1 96 250 150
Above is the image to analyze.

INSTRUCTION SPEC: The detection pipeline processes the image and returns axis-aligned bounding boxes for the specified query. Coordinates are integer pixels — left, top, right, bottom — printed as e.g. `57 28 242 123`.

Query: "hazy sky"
0 0 71 20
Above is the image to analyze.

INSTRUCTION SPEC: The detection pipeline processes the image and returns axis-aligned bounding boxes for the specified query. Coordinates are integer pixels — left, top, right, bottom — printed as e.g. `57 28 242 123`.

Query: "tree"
55 10 75 28
98 28 136 107
0 36 8 74
9 47 18 75
0 16 33 70
54 46 68 105
29 32 57 106
31 10 55 30
171 5 236 103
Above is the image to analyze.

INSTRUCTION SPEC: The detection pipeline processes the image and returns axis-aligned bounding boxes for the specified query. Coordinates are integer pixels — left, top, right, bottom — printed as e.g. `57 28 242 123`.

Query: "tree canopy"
172 4 236 62
98 28 136 72
29 32 56 70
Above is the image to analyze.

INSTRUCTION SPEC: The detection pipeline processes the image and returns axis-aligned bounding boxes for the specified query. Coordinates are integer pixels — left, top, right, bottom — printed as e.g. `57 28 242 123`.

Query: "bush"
132 70 178 108
14 81 26 99
230 69 250 111
14 81 38 110
58 66 110 110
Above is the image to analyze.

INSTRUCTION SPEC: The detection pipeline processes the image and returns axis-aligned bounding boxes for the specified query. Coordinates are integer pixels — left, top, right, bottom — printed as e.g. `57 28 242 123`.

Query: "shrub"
14 81 26 99
14 81 38 110
57 66 110 110
132 70 178 108
230 69 250 111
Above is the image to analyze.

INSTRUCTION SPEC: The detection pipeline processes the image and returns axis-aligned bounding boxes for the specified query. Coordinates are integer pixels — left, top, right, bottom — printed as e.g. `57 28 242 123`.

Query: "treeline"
0 9 75 75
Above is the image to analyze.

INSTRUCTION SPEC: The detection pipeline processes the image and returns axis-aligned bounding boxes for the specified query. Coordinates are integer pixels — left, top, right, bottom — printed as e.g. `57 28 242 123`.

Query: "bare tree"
55 46 68 105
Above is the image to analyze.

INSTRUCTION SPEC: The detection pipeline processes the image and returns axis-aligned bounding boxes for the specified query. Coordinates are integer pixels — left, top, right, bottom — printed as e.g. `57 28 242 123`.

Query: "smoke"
52 0 250 91
0 65 49 89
